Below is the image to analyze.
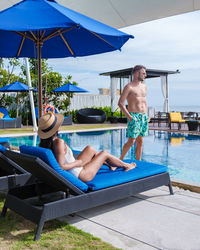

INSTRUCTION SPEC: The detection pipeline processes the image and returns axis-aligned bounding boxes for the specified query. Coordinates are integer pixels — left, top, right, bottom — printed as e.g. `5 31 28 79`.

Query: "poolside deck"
0 121 199 135
60 185 200 249
149 122 200 135
1 177 199 249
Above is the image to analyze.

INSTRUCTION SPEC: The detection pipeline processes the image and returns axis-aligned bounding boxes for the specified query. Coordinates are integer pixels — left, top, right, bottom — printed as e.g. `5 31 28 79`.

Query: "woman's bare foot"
124 162 136 171
109 166 117 171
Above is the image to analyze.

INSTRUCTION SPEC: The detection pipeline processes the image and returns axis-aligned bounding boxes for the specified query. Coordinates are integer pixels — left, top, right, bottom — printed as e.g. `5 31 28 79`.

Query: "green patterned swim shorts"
127 112 148 138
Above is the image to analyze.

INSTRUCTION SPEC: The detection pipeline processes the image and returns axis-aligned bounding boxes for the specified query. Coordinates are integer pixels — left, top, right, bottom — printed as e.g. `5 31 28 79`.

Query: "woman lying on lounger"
38 113 136 182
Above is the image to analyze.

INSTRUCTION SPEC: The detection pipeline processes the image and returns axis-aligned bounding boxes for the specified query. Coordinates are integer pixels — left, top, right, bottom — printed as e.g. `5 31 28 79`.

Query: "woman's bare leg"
79 150 136 182
77 145 109 169
102 152 136 170
77 145 97 166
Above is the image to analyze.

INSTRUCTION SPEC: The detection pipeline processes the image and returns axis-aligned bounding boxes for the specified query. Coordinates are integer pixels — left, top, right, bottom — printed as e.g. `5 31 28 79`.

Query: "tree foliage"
0 59 24 109
0 58 78 123
21 58 77 112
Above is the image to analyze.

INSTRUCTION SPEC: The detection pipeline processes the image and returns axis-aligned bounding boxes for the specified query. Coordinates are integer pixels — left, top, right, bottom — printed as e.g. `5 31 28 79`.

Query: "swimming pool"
7 129 200 185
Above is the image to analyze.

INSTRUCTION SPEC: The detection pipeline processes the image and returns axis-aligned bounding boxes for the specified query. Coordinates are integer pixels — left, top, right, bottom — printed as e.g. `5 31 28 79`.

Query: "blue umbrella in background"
0 81 37 117
0 81 37 92
52 83 88 93
0 0 133 118
53 82 88 113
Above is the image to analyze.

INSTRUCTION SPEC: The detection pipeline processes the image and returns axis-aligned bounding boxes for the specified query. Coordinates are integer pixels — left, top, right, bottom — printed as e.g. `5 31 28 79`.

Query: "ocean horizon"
154 105 200 112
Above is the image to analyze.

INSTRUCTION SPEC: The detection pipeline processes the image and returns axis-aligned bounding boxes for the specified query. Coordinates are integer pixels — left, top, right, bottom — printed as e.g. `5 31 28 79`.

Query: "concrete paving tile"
135 187 200 216
62 213 156 250
60 188 200 250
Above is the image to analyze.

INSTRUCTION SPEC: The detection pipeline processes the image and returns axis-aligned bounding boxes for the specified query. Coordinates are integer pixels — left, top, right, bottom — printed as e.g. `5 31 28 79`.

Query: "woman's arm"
53 138 82 170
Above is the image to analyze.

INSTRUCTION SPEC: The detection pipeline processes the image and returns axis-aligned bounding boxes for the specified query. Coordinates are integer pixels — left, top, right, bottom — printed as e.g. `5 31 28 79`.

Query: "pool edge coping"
171 179 200 194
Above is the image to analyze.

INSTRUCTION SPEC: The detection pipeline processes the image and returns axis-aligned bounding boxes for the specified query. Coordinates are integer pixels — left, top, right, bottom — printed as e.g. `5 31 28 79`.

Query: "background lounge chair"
35 107 72 125
1 145 173 240
0 107 21 129
150 111 169 127
181 111 198 120
169 112 186 130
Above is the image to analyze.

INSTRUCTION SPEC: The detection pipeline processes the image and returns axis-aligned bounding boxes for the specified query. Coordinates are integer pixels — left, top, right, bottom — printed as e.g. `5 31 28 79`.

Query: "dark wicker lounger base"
0 152 31 191
1 150 173 241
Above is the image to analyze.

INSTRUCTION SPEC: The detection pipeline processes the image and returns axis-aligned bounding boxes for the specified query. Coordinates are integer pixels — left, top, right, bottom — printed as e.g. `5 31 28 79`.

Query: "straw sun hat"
38 113 64 139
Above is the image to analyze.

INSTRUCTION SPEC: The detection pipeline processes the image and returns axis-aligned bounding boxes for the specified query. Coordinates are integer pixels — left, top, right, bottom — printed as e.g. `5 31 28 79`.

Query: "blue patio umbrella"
0 81 37 117
0 0 133 117
0 81 37 92
52 83 88 93
52 83 88 113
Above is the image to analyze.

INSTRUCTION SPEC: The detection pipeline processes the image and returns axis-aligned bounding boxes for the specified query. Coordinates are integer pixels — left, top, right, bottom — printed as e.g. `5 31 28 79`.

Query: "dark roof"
100 68 180 78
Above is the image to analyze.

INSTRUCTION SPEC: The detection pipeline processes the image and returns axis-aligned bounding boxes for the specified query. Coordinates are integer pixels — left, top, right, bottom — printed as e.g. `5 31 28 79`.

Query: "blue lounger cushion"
20 145 168 192
0 118 15 121
87 160 168 190
0 137 9 143
0 144 7 152
20 145 88 192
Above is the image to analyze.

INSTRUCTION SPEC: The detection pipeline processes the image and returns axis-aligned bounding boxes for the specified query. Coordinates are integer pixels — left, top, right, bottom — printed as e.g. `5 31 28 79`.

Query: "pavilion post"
110 76 118 116
161 75 169 113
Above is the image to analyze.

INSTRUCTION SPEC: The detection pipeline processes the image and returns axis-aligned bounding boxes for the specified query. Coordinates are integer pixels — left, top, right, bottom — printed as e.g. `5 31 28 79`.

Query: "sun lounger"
0 107 21 129
150 112 169 127
0 145 31 191
1 145 173 240
169 112 186 130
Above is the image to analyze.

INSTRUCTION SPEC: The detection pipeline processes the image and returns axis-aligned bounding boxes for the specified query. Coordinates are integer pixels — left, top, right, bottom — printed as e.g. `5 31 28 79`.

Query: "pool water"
7 129 200 185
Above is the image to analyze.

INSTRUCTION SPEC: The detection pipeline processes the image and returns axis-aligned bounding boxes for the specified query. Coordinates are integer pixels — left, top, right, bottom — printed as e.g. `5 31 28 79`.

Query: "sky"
5 9 199 110
46 9 200 110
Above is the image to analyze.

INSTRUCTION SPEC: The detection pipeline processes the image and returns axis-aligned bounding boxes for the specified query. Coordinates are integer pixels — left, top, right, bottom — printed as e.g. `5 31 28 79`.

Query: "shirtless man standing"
118 65 148 160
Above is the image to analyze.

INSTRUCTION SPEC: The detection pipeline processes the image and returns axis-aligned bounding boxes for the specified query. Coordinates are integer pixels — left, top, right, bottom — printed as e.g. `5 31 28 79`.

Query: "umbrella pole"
25 58 38 131
37 33 43 118
16 92 19 117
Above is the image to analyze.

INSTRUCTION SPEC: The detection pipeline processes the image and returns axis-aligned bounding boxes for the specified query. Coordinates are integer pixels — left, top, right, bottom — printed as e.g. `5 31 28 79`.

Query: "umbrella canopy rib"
13 31 35 41
17 32 26 57
59 31 74 56
88 30 115 48
30 31 38 41
43 28 61 41
14 26 118 58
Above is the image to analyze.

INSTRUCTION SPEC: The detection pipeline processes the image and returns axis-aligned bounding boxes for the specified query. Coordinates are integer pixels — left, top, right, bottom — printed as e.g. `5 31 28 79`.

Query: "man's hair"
132 65 146 75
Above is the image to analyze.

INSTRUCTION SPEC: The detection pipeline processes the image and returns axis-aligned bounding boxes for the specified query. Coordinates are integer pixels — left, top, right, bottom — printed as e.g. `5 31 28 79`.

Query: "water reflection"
60 129 135 159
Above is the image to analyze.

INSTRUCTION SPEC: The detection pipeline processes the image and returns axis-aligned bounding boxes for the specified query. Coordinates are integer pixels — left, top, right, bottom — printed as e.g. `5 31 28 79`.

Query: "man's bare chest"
129 86 146 98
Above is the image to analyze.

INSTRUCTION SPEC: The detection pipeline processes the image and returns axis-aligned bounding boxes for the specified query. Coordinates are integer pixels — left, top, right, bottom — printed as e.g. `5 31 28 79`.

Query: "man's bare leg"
135 136 143 160
120 137 136 160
